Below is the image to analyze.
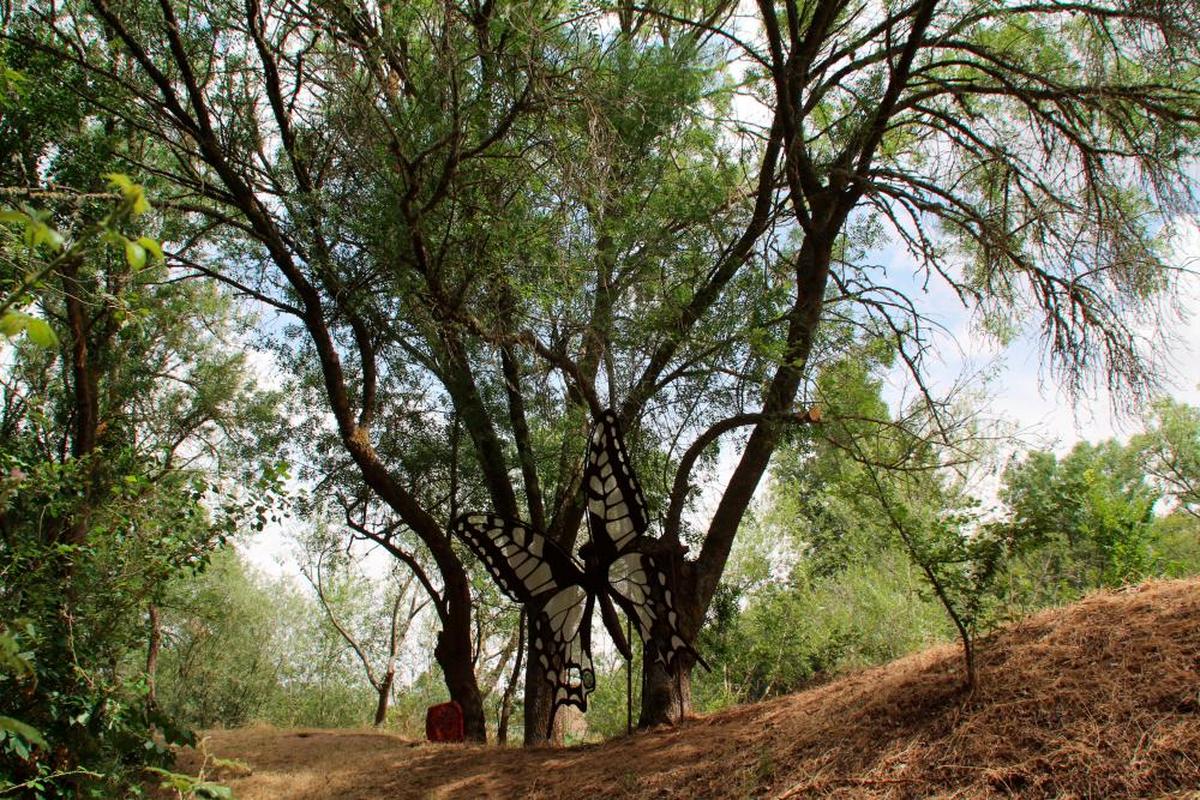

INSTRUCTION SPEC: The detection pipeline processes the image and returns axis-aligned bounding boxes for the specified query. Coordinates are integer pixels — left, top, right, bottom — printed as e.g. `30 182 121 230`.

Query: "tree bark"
497 611 524 744
639 655 692 728
372 668 394 726
521 628 567 746
146 603 161 714
435 627 487 741
638 547 701 727
57 256 98 547
522 647 555 745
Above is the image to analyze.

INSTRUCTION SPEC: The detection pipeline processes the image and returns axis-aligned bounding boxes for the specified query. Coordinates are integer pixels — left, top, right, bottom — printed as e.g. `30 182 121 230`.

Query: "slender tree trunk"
498 612 524 744
57 257 98 547
146 604 161 714
372 668 394 726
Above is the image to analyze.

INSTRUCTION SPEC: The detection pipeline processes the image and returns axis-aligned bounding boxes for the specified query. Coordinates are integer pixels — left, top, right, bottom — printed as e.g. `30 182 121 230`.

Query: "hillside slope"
177 579 1200 799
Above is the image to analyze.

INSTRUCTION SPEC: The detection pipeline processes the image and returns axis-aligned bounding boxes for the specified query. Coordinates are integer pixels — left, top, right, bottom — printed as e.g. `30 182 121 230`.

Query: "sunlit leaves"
104 172 151 216
144 767 233 799
0 715 47 752
0 625 46 761
0 207 64 252
0 310 57 346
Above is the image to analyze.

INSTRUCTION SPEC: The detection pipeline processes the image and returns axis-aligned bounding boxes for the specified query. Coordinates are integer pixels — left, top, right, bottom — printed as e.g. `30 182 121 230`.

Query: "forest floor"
168 578 1200 799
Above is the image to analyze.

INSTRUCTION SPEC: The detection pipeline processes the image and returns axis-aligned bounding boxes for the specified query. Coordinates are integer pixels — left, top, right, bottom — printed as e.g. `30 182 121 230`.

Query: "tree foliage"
0 56 283 790
1133 398 1200 519
996 438 1167 612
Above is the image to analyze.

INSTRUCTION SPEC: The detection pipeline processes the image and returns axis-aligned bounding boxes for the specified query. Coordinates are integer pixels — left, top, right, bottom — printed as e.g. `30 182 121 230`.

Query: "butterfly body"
451 411 701 724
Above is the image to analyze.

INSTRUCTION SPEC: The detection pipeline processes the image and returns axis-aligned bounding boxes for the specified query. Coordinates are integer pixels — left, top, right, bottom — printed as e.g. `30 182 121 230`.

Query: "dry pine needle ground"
170 578 1200 799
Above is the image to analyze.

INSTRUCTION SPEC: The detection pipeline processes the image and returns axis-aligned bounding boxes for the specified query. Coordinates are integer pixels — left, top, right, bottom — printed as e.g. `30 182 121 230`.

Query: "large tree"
634 0 1199 722
17 0 783 741
18 0 1197 741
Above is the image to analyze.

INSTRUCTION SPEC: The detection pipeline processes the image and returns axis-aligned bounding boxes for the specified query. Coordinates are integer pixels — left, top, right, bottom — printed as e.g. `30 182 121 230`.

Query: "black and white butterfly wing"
583 412 704 673
584 410 650 562
452 513 577 604
607 548 703 671
451 513 597 713
531 584 596 714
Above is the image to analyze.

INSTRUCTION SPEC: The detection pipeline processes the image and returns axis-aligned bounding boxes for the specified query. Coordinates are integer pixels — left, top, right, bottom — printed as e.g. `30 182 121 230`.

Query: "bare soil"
171 579 1200 799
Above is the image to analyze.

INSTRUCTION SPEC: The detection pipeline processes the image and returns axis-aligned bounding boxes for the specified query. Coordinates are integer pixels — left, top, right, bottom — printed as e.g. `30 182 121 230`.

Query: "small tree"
298 528 427 727
860 470 1004 689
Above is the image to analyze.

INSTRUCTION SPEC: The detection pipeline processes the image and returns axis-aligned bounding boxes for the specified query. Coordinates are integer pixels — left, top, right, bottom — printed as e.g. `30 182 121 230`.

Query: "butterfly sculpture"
451 410 701 728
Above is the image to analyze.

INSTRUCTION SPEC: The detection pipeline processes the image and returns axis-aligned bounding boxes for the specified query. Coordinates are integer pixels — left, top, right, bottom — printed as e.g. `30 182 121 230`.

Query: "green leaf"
0 312 26 337
104 172 152 216
0 209 27 224
24 220 64 252
131 192 151 216
103 172 134 193
144 767 228 795
0 310 57 345
0 716 47 749
124 239 147 270
0 630 35 676
45 228 65 250
23 317 58 348
136 236 164 262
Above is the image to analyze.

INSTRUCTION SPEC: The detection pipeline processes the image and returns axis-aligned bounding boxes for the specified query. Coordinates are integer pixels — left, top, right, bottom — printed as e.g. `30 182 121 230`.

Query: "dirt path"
175 580 1200 799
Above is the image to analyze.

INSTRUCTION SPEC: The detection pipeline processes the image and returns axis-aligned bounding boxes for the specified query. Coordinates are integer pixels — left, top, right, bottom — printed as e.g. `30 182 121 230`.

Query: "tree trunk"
146 604 161 714
341 438 487 742
637 235 836 728
57 257 98 547
639 656 693 728
522 649 558 745
435 627 487 741
497 612 524 745
372 668 394 726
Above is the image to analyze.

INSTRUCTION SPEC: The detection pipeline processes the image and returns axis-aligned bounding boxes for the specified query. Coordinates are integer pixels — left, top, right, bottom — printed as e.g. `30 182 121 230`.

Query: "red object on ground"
425 701 465 743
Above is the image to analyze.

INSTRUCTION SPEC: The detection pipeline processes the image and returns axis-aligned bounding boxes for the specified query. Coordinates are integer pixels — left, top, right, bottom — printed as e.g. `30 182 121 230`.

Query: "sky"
912 215 1200 449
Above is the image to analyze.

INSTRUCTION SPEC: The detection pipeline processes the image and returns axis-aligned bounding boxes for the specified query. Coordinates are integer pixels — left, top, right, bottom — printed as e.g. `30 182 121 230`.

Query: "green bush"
695 548 952 711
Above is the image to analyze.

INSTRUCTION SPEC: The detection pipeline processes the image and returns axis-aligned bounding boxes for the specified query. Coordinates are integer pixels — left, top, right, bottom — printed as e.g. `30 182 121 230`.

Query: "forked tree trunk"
372 668 394 726
639 236 836 726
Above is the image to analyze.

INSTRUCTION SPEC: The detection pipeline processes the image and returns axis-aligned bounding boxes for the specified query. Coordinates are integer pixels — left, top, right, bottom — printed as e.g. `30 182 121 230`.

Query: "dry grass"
169 579 1200 799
